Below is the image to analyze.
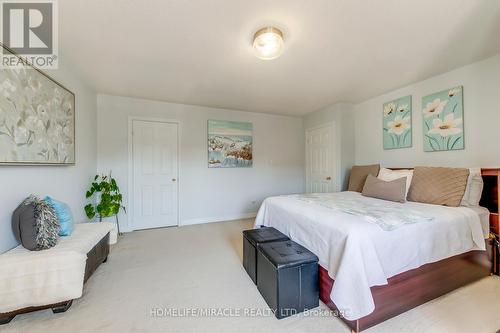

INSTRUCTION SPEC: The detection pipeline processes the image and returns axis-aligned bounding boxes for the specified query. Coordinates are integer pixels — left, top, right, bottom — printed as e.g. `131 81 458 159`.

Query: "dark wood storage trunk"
257 241 319 319
242 227 289 285
84 233 110 283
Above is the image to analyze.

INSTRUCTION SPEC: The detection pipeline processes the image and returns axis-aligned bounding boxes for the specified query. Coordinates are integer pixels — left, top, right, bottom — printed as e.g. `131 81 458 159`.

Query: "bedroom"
0 0 499 332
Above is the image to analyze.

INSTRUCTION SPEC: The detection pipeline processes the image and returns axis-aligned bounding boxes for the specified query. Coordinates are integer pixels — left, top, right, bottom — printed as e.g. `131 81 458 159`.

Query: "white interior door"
132 120 178 230
306 123 337 193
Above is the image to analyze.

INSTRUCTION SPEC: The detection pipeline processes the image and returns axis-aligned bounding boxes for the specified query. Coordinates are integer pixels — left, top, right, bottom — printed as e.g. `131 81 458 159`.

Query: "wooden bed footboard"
319 239 493 332
0 232 110 325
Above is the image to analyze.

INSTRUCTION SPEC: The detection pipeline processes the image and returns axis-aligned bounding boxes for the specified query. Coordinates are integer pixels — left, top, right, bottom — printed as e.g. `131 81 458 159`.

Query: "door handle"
326 176 332 181
172 178 177 182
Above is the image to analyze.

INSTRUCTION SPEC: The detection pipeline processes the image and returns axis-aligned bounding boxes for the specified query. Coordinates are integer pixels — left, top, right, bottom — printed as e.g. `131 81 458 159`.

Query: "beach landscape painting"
208 120 253 168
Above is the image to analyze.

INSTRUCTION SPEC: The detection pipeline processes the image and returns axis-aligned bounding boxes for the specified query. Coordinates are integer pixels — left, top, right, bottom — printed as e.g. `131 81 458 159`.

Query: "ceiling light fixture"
253 27 284 60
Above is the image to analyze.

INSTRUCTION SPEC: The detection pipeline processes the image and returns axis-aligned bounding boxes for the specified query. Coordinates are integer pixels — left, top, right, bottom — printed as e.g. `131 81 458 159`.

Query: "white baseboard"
119 227 133 233
181 212 257 226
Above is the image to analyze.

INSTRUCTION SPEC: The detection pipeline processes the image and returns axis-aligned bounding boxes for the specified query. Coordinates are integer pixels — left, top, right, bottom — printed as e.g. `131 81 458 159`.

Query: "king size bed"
254 167 497 332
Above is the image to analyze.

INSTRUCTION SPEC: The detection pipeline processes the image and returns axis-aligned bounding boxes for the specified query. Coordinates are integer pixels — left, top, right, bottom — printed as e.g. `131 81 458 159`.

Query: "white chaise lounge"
0 222 117 324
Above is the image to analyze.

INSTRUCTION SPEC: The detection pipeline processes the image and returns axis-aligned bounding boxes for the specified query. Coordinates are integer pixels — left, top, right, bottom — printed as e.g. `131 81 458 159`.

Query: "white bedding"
254 191 486 320
0 222 117 313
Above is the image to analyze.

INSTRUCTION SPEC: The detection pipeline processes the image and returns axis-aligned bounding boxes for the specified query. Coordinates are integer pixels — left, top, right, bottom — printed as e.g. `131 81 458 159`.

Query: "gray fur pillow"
12 195 60 251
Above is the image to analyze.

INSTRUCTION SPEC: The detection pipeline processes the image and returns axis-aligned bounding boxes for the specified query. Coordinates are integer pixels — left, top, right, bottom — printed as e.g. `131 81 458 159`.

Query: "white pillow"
378 168 413 198
461 168 484 206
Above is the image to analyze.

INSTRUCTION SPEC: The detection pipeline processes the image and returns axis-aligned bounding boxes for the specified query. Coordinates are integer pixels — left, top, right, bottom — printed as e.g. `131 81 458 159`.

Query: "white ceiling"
59 0 500 116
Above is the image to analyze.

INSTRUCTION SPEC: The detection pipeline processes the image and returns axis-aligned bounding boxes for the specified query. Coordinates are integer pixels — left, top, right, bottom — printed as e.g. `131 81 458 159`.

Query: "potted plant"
85 173 125 235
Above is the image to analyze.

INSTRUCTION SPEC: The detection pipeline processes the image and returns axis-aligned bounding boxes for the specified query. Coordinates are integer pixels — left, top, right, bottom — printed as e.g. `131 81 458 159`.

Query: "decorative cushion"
45 196 75 236
348 164 380 192
12 195 60 251
362 174 407 203
378 168 414 198
407 167 470 207
460 168 484 207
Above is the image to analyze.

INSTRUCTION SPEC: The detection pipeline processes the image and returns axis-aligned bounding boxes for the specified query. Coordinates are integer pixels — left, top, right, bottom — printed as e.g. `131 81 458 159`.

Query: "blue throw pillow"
44 196 74 236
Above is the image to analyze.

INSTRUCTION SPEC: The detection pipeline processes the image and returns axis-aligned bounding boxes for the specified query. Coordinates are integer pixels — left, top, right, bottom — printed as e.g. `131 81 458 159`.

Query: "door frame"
128 116 181 231
305 122 341 193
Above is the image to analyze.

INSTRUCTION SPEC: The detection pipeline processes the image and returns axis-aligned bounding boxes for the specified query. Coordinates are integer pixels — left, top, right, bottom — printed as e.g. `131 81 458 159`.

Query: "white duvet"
254 191 486 321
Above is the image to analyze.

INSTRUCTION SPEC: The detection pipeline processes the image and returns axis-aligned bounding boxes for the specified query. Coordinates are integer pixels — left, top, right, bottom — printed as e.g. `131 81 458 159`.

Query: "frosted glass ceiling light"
253 27 284 60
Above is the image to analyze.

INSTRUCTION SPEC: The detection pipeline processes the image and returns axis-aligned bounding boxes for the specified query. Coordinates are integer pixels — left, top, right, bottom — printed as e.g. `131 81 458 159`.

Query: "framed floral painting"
0 45 75 165
383 95 412 149
422 86 464 152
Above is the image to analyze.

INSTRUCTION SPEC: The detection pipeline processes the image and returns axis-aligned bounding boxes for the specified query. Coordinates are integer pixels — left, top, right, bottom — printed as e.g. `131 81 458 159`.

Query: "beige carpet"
4 219 500 333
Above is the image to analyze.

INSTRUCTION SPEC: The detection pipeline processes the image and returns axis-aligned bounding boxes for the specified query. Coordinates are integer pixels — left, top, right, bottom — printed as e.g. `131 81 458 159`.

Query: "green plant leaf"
96 203 104 215
86 172 125 219
84 204 95 219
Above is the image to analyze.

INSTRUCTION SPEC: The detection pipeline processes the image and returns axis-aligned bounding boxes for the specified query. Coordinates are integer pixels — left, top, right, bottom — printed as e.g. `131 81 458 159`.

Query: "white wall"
355 54 500 167
97 95 305 231
304 103 355 190
0 62 98 254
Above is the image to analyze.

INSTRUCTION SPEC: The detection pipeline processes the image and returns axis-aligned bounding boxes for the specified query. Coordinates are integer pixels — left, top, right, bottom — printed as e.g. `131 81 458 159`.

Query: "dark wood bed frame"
319 168 499 333
0 232 110 325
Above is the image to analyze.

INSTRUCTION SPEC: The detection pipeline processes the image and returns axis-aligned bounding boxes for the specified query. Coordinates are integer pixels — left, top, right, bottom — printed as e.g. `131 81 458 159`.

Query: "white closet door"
306 123 337 193
132 120 178 230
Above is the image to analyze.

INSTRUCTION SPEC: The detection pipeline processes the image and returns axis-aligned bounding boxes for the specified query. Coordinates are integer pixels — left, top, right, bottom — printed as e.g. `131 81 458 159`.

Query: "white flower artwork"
422 86 464 152
387 115 411 136
383 95 412 149
0 47 75 164
422 98 448 118
428 114 463 137
383 102 396 117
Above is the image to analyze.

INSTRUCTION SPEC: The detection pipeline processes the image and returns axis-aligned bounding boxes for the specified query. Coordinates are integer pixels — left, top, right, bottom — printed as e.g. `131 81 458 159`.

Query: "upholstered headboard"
387 167 499 234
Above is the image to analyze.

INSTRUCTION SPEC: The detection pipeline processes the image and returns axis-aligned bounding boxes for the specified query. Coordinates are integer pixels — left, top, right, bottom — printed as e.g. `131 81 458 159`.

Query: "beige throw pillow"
407 167 469 207
378 168 413 198
362 174 407 203
348 164 381 192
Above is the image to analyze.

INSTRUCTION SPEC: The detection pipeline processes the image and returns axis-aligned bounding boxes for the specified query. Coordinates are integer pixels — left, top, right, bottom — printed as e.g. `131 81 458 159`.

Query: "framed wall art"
422 86 464 152
383 95 412 149
208 120 253 168
0 45 75 165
